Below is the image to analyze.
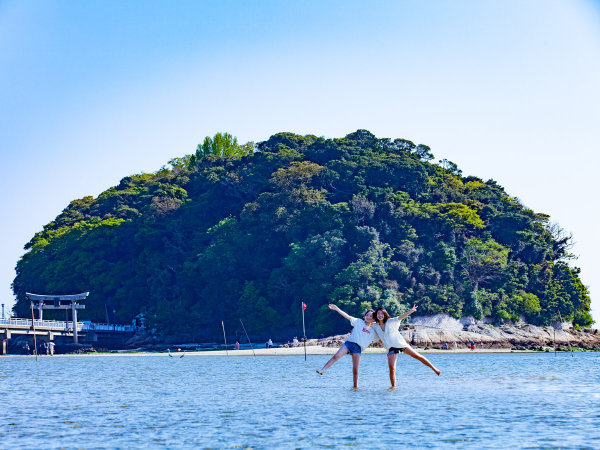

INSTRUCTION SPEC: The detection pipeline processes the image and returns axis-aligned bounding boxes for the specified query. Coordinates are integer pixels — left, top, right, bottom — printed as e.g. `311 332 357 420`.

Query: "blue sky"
1 0 599 323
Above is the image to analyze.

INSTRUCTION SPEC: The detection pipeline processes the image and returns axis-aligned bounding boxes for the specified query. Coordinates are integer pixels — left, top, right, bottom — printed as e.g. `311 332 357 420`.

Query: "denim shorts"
343 341 362 354
388 347 407 354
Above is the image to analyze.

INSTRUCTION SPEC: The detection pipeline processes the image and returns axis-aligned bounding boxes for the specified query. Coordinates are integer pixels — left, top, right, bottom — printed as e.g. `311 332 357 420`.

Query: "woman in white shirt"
373 305 441 388
316 304 376 388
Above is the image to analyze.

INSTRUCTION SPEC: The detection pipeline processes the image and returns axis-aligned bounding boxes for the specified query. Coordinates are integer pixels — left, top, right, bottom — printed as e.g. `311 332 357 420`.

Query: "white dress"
373 317 409 350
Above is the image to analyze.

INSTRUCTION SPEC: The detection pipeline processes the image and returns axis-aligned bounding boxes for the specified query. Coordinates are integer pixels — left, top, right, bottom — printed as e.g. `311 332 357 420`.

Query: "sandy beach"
174 346 536 356
1 345 556 357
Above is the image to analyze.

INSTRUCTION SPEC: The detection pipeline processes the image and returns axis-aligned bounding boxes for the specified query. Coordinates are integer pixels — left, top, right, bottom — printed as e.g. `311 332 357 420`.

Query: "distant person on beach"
292 337 299 347
235 341 240 350
470 342 475 351
316 304 376 389
267 339 273 348
49 341 55 356
25 343 31 355
373 305 441 387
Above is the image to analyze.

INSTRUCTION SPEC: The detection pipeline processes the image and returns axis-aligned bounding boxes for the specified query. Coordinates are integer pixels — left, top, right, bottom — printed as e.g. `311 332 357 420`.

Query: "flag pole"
302 301 307 361
221 321 229 356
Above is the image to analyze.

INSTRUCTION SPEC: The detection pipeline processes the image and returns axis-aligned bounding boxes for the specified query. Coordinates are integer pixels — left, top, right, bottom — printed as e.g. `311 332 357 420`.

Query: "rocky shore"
9 314 593 355
293 315 600 351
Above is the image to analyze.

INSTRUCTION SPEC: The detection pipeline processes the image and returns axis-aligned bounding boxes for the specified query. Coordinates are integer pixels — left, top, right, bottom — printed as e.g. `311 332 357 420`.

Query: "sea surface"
1 352 599 448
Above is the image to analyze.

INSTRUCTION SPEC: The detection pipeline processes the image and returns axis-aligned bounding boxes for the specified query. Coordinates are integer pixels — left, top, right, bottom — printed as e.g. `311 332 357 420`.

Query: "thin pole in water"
30 302 38 362
557 309 574 357
553 324 556 356
221 321 229 356
301 302 307 361
239 319 256 356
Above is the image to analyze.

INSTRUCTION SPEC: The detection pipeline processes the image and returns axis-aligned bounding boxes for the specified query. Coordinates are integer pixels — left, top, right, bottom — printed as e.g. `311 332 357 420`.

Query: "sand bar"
1 345 552 357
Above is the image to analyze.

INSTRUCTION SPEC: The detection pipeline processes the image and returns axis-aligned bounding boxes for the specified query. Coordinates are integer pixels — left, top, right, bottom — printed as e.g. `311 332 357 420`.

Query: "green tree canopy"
12 130 593 341
195 132 254 159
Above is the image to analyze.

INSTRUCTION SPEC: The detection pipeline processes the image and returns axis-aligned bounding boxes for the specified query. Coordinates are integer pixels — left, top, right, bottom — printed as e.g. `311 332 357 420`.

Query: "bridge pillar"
1 331 9 355
72 303 78 345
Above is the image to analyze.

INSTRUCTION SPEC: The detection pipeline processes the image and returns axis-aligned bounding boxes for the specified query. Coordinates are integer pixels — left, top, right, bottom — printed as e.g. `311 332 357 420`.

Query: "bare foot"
434 368 442 376
316 370 324 375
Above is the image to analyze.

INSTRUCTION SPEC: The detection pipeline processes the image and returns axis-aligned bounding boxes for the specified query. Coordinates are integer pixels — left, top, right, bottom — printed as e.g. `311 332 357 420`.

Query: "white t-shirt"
373 317 409 350
347 317 376 350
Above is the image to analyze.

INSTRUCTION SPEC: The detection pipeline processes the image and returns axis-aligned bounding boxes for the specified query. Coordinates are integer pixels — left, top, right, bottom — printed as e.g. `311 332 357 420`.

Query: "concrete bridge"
0 318 135 354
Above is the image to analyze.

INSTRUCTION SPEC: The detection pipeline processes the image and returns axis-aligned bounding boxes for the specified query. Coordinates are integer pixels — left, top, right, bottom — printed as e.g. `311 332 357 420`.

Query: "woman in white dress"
373 305 441 387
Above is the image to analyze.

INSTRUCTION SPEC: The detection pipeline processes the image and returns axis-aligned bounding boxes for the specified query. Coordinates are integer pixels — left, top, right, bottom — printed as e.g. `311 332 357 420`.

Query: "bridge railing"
0 318 133 333
80 322 134 332
0 318 83 330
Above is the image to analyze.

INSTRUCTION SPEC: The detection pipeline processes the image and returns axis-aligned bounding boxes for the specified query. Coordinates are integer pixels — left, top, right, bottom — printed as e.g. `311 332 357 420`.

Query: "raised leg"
317 345 349 374
403 347 441 376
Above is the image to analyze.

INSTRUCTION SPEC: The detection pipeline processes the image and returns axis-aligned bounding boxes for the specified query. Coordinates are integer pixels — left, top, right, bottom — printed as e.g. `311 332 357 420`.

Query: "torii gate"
26 292 88 344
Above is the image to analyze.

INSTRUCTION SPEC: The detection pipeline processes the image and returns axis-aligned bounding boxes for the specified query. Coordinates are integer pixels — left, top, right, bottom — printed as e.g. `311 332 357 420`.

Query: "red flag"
302 302 307 310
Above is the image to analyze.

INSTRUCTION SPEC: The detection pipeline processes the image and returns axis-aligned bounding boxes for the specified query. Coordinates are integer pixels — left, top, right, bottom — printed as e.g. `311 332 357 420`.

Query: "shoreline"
1 345 588 357
5 314 598 356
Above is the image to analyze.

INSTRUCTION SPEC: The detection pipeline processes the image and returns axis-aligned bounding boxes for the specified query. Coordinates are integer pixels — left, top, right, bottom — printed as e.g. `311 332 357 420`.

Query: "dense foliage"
12 131 593 340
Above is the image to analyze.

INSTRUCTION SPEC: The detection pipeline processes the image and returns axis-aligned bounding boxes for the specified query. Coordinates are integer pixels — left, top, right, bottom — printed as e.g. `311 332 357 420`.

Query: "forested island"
12 130 593 342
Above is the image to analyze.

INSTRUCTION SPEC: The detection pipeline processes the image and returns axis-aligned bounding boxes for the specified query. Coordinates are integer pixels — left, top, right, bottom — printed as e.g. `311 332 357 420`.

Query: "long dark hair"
374 307 391 324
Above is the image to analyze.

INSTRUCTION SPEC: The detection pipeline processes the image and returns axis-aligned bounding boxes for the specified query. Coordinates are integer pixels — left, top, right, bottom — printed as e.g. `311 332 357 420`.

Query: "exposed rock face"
126 314 599 351
312 314 600 350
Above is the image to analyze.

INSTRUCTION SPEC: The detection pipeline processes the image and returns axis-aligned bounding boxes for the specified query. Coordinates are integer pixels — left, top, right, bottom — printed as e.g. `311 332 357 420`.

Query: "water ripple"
1 353 599 447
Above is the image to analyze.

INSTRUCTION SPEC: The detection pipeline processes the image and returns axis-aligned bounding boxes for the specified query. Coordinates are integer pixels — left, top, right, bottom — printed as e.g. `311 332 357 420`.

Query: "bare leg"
403 347 441 376
351 353 361 388
387 352 398 388
317 345 349 374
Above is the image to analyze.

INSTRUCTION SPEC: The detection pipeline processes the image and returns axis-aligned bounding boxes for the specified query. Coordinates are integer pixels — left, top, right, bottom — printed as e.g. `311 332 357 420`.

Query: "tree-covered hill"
12 130 593 340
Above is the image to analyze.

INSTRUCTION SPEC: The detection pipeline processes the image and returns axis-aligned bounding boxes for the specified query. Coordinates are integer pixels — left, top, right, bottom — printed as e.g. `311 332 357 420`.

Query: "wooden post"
72 302 79 345
556 308 573 357
221 321 229 356
239 319 256 357
30 302 38 361
0 331 8 355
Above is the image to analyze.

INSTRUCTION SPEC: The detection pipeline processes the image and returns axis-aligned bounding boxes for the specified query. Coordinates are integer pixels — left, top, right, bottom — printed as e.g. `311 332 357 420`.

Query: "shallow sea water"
1 352 599 448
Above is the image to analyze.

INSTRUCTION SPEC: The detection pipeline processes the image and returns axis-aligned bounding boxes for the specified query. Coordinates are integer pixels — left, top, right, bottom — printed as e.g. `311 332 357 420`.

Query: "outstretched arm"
328 304 353 322
398 304 418 321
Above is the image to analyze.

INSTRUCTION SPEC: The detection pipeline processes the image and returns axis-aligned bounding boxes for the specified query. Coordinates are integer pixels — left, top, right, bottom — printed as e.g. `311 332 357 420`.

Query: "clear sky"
1 0 599 323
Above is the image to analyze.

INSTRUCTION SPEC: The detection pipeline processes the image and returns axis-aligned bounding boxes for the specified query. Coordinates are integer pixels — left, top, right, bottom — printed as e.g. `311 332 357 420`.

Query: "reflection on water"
1 353 599 448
